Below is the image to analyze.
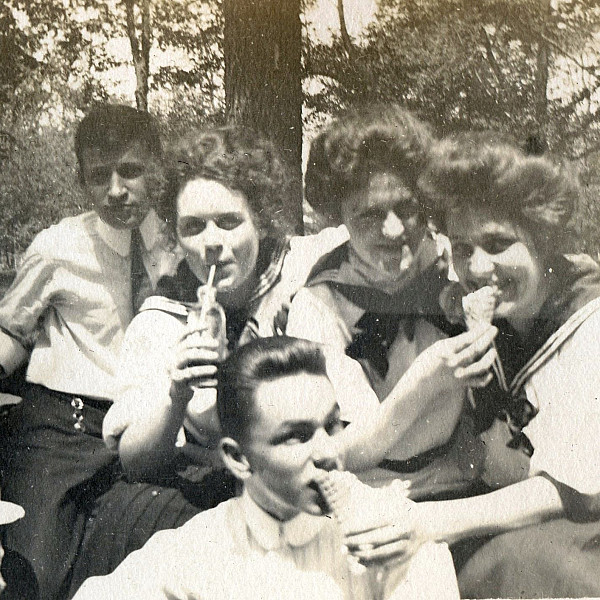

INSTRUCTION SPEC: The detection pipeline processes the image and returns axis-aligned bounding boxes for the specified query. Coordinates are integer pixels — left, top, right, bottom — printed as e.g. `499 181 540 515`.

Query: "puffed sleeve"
287 288 380 423
71 526 191 600
0 241 57 375
103 308 181 452
287 287 350 351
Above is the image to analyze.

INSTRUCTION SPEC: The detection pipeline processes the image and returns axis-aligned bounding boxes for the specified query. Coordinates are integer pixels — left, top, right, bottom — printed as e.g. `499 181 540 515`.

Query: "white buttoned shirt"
73 489 458 600
0 210 179 401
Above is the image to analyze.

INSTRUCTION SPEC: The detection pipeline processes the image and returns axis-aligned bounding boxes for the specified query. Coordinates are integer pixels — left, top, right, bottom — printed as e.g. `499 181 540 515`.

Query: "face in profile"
448 206 548 328
341 171 426 287
80 141 155 230
233 371 342 521
176 178 262 295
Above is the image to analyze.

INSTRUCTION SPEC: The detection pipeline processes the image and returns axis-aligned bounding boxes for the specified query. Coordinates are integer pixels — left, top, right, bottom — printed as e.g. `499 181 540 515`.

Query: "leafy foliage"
1 0 600 253
305 0 600 153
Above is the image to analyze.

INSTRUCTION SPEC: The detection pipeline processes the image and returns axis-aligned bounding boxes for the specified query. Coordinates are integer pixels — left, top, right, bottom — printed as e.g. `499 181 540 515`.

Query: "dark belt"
378 427 458 474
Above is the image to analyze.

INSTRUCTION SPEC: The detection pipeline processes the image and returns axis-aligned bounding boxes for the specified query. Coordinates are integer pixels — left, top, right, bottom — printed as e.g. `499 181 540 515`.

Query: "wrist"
169 381 194 406
413 501 461 545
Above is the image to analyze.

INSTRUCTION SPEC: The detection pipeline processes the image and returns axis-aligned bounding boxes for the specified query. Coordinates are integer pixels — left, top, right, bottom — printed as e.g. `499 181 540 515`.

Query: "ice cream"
461 285 497 329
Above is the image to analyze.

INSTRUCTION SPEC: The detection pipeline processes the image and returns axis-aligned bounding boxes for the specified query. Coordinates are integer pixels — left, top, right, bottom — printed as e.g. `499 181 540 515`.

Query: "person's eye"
215 215 244 230
483 238 515 255
178 219 207 237
392 201 418 221
87 167 112 186
325 418 343 436
451 242 473 259
279 427 314 445
117 163 145 180
358 211 384 226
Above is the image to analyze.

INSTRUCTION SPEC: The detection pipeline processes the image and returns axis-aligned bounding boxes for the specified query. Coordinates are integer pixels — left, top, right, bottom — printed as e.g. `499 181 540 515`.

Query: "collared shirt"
73 490 458 600
0 210 180 401
96 210 177 290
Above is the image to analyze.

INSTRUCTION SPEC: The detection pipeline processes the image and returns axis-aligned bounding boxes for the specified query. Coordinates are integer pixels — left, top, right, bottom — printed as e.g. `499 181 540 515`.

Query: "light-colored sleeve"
103 310 179 452
286 287 349 350
250 227 349 339
73 508 237 600
287 287 380 423
0 240 57 374
282 226 348 292
525 309 600 494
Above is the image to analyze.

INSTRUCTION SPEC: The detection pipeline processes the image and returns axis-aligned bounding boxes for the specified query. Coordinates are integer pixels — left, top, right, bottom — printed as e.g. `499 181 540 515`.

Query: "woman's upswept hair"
419 131 580 257
305 104 434 224
157 126 295 241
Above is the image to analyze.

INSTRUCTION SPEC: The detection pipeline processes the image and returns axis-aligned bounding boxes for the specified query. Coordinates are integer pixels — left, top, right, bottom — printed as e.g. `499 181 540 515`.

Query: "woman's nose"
468 246 495 279
312 429 339 471
202 222 224 261
382 210 405 239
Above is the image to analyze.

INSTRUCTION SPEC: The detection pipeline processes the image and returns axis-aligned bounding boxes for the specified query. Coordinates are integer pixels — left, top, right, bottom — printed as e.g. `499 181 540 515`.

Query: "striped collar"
511 295 600 395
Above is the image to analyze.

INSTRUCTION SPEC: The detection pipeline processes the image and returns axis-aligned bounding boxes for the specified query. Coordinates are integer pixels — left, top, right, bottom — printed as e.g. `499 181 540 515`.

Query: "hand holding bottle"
169 266 228 402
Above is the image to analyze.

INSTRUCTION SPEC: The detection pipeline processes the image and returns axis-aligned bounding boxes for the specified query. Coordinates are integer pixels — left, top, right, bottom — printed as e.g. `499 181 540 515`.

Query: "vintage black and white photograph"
0 0 599 598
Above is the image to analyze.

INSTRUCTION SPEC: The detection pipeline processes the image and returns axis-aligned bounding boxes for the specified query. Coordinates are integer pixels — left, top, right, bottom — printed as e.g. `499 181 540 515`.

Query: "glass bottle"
187 284 228 362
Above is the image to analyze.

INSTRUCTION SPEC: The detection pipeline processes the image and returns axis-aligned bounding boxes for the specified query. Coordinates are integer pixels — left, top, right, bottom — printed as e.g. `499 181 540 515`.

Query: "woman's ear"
220 437 252 481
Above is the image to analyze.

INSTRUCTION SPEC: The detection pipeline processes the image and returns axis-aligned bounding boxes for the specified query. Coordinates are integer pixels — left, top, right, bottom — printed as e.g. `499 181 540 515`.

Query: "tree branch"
141 0 151 69
124 0 140 64
337 0 356 59
124 0 151 111
518 19 600 81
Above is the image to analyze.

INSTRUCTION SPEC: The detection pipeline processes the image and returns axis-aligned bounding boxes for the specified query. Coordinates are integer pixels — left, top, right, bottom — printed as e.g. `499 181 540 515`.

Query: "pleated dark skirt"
68 466 237 598
457 517 600 598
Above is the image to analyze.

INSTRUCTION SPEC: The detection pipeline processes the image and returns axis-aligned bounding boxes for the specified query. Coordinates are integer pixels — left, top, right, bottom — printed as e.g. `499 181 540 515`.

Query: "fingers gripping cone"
462 286 507 390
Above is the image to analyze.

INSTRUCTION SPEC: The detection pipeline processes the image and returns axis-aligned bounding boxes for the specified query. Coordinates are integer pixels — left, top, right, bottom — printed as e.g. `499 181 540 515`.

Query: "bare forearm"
118 385 191 480
417 475 564 545
339 374 422 471
341 378 461 471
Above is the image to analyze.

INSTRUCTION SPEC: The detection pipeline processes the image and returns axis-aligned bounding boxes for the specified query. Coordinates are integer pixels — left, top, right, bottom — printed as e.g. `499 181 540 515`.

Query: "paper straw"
197 264 217 326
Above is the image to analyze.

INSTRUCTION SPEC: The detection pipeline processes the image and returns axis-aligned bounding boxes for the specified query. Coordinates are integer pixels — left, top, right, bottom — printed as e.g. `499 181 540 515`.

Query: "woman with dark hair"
287 105 501 499
67 125 347 593
345 133 600 597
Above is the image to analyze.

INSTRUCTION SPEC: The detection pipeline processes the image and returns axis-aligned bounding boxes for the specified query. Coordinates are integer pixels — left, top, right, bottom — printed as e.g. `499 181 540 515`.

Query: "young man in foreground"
74 336 458 600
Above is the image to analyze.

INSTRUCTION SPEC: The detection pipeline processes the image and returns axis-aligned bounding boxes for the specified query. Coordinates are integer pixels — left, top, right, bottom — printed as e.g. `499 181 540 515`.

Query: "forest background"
1 0 599 274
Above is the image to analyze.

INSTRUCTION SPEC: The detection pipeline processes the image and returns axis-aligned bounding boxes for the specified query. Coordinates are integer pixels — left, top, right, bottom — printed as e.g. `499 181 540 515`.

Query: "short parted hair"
216 336 328 444
419 131 580 259
305 104 434 224
157 126 295 241
75 104 162 170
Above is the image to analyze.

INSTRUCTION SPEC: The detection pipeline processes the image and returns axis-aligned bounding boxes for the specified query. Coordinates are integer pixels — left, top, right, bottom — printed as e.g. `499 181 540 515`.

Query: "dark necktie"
130 228 152 313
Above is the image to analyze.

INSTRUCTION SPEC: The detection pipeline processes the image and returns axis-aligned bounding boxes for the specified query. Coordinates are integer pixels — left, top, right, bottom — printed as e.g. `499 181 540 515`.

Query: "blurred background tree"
0 0 599 265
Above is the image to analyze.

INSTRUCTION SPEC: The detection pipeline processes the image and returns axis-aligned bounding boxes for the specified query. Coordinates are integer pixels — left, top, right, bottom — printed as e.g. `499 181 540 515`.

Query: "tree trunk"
532 0 551 152
125 0 151 112
223 0 303 233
